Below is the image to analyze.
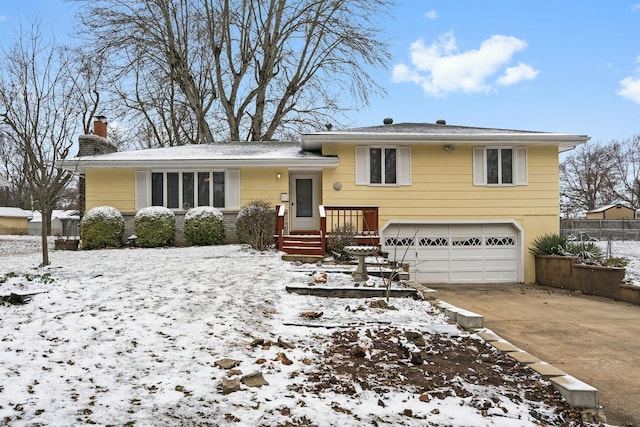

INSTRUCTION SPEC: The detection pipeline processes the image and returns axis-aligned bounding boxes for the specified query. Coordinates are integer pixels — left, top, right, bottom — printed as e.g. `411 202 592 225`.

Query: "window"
356 146 410 186
473 147 527 186
144 171 238 210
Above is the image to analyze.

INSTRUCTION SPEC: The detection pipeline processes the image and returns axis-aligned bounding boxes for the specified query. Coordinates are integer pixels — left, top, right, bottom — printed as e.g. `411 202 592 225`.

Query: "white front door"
290 173 319 231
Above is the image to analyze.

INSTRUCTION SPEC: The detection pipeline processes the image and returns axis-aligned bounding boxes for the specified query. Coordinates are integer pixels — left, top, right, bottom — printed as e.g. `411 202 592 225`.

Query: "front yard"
0 236 610 426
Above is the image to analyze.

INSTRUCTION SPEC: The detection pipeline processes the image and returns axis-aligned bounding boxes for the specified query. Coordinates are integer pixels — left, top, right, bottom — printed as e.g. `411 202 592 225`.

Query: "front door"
290 173 319 231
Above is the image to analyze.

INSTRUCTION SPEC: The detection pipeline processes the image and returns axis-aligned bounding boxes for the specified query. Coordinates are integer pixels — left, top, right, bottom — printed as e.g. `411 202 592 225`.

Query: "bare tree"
611 135 640 211
0 22 84 266
72 0 391 143
560 141 620 216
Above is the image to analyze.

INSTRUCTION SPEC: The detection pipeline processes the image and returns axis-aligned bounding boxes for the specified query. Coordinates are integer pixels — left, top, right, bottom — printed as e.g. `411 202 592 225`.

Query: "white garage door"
382 222 519 284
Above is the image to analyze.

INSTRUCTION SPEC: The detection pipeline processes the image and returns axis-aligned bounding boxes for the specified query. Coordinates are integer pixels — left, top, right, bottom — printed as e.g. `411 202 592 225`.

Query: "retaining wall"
535 255 640 305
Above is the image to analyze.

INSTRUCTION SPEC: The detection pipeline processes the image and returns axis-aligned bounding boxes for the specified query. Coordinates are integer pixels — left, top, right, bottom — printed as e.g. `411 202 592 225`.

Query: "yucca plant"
529 233 570 256
566 242 603 259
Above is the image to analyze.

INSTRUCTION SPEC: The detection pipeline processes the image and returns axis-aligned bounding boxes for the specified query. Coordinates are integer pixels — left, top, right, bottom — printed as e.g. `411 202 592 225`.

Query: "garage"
381 221 523 284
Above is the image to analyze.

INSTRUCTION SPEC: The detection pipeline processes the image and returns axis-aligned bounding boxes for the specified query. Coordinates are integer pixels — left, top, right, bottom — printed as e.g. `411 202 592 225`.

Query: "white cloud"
392 31 538 96
0 16 7 21
632 3 640 12
424 10 438 20
498 62 540 86
618 76 640 104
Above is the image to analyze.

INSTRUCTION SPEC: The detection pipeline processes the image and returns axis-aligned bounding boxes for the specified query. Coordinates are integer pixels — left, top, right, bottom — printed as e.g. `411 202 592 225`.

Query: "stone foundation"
121 210 240 246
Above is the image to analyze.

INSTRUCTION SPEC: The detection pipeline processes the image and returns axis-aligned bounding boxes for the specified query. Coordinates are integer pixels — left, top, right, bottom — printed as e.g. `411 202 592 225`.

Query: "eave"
59 157 339 174
300 132 590 153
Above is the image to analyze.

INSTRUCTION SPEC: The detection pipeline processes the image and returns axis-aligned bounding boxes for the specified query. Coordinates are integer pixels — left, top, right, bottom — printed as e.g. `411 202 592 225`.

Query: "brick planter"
534 255 640 304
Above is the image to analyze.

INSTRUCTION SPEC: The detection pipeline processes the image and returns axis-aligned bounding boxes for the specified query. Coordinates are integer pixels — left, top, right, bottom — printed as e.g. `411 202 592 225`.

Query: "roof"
587 204 633 213
29 210 80 223
0 207 32 218
59 141 337 173
300 122 590 152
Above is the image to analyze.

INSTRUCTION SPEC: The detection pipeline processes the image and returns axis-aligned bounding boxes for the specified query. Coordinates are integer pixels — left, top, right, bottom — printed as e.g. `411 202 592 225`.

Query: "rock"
410 352 424 365
275 352 293 365
404 331 426 347
249 338 264 347
300 311 323 319
255 358 267 364
350 345 366 358
215 358 241 369
228 369 242 376
277 336 295 349
241 372 269 388
222 377 241 394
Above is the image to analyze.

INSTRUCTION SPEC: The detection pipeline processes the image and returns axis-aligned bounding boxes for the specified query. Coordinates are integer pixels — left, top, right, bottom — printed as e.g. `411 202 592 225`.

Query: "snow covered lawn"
2 236 636 426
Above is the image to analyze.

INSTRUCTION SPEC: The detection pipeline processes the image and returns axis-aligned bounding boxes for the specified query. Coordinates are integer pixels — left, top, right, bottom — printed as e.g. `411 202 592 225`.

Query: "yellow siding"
86 169 136 212
322 143 561 283
239 168 290 208
0 217 29 234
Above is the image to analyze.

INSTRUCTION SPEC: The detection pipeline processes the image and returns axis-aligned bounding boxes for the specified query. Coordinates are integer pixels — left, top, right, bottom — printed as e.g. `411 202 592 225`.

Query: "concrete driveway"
428 283 640 427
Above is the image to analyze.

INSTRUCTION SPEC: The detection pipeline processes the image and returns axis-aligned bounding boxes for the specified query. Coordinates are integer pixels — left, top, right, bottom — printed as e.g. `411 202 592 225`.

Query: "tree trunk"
40 207 51 266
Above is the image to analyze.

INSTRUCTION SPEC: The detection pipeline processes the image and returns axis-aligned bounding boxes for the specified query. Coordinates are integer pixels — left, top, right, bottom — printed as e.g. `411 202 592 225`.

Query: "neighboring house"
29 210 80 237
0 175 9 188
59 119 589 284
0 207 32 235
586 204 635 220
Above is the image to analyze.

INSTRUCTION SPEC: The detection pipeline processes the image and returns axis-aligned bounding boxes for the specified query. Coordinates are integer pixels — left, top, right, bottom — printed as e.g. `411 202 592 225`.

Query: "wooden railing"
321 205 379 236
275 204 286 251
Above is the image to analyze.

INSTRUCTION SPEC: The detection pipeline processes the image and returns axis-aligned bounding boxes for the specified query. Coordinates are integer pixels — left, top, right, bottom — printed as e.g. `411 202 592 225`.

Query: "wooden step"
278 234 324 256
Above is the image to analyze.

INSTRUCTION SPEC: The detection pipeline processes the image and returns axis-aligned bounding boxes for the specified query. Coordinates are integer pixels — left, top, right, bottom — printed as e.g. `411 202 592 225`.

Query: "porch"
275 205 380 256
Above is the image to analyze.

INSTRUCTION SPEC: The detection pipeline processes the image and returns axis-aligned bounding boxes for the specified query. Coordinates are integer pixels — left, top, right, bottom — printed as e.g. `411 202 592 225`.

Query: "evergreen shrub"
184 206 225 246
134 206 175 248
80 206 124 249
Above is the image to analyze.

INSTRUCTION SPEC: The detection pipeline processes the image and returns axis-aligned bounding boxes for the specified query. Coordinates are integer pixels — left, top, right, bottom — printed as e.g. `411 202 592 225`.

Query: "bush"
530 233 609 264
80 206 124 249
327 223 356 262
528 233 569 256
236 200 275 251
566 241 603 259
184 206 225 246
134 206 175 247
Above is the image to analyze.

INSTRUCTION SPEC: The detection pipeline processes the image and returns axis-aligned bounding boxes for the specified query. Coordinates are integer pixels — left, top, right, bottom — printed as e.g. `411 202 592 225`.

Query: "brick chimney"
93 115 108 138
78 116 117 157
77 116 117 216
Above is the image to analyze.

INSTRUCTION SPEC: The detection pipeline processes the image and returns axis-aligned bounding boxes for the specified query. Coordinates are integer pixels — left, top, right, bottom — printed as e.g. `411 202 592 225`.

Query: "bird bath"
344 245 378 281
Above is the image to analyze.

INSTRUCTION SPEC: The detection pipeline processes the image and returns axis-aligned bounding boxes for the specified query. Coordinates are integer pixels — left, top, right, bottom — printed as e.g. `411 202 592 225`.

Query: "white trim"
135 171 149 210
473 146 527 186
227 170 240 209
301 132 589 152
355 145 411 186
398 147 411 186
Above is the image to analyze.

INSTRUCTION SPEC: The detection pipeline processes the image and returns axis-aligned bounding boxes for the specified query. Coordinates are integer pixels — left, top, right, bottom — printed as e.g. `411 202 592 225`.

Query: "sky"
0 1 639 144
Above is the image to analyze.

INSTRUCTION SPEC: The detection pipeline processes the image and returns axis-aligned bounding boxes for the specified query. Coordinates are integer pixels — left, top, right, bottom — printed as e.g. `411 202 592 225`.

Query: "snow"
185 206 223 220
83 206 122 221
1 236 638 425
135 206 175 220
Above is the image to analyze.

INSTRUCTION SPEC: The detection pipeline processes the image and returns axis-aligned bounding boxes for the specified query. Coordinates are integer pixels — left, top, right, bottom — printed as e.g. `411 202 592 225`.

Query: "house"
28 210 80 237
0 175 9 188
0 207 32 234
59 119 589 284
586 204 635 220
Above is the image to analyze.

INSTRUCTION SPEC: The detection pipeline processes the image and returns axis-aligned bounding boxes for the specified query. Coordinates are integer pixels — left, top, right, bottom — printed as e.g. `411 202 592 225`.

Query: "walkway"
428 283 640 427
